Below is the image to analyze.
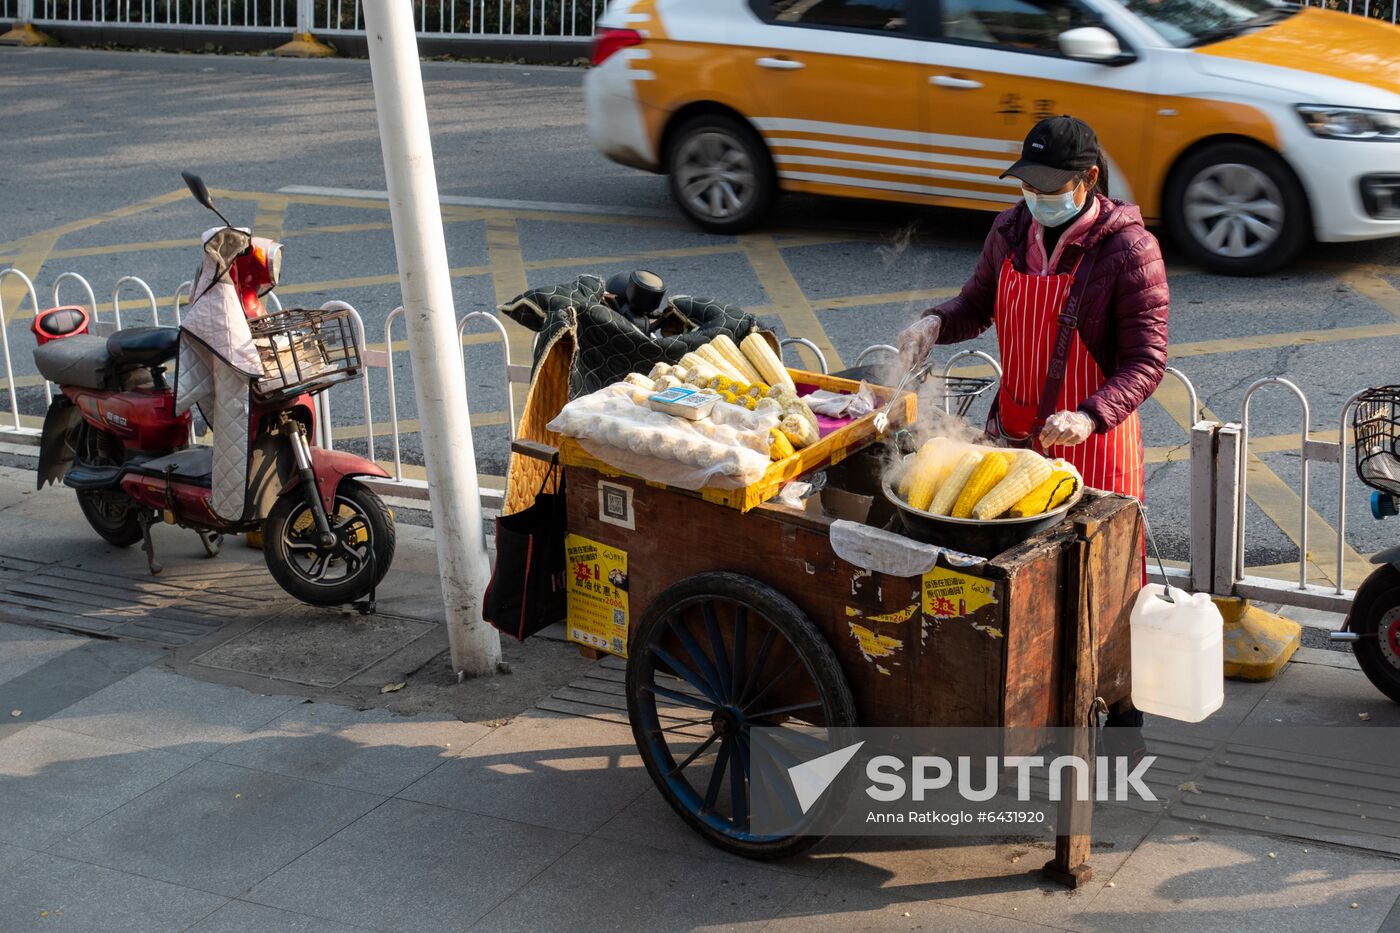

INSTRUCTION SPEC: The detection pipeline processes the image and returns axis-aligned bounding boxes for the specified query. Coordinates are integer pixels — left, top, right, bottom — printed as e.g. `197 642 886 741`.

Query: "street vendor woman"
898 114 1168 515
899 115 1169 736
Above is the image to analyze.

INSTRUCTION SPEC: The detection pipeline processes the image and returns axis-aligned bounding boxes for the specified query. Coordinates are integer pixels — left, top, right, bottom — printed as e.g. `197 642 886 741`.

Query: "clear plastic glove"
897 314 941 370
1039 410 1095 448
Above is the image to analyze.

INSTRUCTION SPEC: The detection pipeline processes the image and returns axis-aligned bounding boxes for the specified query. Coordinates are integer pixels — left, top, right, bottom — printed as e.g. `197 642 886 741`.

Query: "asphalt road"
2 46 1399 578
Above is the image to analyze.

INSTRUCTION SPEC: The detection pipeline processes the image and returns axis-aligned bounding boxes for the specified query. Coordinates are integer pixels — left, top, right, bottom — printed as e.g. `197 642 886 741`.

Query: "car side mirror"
1059 26 1126 62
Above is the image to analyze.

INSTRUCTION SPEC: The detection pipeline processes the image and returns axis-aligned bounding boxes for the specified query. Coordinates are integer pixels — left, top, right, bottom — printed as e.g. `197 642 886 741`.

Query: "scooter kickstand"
197 531 222 559
136 512 163 575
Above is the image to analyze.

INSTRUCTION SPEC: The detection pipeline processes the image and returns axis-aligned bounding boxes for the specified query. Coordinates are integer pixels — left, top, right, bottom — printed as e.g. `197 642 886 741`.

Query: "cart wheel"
627 572 858 860
1349 564 1400 704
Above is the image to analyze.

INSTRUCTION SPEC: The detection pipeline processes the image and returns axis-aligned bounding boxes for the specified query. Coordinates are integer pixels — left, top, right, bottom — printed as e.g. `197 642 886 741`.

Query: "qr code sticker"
613 608 625 627
612 637 625 654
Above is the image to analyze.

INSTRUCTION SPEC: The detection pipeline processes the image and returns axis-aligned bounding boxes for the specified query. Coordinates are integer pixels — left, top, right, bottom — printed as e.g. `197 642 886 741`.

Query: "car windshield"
1111 0 1297 47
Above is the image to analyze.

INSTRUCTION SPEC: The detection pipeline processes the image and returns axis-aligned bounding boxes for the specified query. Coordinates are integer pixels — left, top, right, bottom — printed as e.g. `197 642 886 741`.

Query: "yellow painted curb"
273 32 336 58
1219 599 1302 681
0 23 58 46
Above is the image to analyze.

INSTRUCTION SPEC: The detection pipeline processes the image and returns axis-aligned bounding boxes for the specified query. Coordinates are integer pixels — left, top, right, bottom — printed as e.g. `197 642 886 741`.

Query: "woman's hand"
1039 410 1095 448
897 315 941 370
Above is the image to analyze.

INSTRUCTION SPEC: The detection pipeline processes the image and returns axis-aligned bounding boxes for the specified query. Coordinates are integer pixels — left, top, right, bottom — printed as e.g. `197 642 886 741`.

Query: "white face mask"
1023 186 1083 228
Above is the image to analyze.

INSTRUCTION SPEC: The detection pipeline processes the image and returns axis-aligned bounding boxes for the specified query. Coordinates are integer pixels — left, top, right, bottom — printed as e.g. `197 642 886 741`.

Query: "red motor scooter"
32 173 394 607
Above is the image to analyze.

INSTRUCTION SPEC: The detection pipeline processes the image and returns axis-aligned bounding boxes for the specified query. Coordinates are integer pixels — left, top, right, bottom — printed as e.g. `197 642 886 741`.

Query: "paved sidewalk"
2 463 1400 932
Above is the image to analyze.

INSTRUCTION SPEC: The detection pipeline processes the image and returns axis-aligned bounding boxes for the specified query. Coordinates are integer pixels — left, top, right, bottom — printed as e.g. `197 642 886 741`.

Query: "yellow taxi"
584 0 1400 274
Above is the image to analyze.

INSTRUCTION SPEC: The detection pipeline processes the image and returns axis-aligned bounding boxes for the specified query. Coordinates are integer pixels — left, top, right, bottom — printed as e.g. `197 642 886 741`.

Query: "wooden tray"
557 368 916 512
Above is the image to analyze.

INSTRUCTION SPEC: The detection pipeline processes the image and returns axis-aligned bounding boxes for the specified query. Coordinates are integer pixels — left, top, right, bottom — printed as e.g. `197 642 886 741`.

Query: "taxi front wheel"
666 114 777 233
1164 142 1309 276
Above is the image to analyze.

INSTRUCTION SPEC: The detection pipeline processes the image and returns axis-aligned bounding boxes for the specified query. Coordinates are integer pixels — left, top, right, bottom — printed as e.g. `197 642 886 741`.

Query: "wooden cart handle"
511 439 560 463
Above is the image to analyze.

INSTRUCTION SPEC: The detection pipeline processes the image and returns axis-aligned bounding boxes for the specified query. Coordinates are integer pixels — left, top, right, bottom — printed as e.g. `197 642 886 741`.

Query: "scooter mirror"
182 171 213 209
181 171 235 228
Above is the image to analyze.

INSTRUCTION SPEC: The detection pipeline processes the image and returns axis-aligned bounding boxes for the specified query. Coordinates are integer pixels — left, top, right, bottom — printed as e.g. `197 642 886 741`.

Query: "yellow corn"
898 442 939 509
1009 467 1080 517
769 428 795 461
741 333 797 391
719 390 739 405
972 451 1054 520
951 451 1012 519
712 335 765 386
928 449 985 516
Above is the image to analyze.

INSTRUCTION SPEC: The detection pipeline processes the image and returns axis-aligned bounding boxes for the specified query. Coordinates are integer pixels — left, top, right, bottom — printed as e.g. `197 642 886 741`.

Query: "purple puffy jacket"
927 194 1169 434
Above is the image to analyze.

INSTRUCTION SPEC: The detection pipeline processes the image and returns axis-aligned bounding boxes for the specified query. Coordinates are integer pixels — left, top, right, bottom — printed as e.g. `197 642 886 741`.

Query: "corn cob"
779 413 819 448
622 373 656 392
928 449 985 516
897 437 945 497
1008 465 1080 517
647 362 673 382
712 335 765 386
769 428 795 461
952 452 1012 519
696 344 743 381
902 442 949 512
741 333 797 391
680 353 719 385
972 451 1054 520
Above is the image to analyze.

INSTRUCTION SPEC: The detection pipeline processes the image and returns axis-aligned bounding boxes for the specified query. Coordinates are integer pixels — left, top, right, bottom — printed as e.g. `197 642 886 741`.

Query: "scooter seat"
107 327 179 367
33 334 112 390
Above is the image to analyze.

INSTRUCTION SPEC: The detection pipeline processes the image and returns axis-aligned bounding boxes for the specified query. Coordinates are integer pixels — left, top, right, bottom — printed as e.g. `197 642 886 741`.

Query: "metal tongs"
874 352 938 434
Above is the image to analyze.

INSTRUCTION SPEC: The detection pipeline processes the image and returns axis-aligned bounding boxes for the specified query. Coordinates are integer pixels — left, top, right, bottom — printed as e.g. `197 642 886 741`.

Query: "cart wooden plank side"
555 444 1141 883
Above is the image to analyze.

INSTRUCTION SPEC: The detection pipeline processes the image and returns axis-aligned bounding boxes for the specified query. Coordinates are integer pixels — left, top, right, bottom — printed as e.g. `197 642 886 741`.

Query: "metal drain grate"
0 552 281 647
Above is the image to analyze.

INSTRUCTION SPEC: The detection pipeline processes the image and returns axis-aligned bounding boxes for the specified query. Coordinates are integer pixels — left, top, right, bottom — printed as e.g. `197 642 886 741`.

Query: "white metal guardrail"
22 0 606 36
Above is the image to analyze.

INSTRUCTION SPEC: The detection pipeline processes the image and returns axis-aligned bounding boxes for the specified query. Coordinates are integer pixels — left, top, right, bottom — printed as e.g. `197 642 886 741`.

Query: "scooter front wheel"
1348 563 1400 705
262 480 396 607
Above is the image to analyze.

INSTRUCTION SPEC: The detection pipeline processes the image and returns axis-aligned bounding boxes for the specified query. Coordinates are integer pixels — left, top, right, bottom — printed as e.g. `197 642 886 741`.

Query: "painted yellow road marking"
741 233 842 370
484 213 533 421
1 233 58 320
1168 322 1400 359
1341 266 1400 322
819 287 959 311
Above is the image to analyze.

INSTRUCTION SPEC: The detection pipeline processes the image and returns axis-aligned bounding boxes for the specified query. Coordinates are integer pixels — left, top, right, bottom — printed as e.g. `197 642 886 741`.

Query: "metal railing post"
0 268 39 430
1238 377 1311 590
318 301 373 460
457 310 517 437
1336 389 1369 594
1213 423 1242 597
1189 421 1219 594
295 0 312 33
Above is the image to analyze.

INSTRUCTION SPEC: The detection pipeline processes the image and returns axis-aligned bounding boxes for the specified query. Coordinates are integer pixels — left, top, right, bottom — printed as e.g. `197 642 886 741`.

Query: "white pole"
363 0 502 678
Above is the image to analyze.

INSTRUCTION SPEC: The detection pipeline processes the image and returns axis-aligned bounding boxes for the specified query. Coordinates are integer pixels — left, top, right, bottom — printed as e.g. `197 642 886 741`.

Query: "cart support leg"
1043 533 1096 889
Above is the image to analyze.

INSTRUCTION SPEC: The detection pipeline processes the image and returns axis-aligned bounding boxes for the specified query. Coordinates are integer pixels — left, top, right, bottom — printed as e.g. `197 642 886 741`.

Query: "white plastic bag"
548 384 778 490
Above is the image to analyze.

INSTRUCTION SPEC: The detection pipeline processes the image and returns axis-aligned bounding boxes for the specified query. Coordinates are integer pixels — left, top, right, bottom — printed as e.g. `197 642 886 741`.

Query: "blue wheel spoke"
652 645 722 705
729 737 748 829
668 732 719 778
732 607 748 706
738 626 779 708
671 618 726 701
703 601 734 702
748 700 822 722
643 682 718 712
704 739 731 811
741 655 803 715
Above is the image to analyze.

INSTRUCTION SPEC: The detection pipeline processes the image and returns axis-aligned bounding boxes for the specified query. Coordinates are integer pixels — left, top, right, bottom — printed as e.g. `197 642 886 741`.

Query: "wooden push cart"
511 370 1143 887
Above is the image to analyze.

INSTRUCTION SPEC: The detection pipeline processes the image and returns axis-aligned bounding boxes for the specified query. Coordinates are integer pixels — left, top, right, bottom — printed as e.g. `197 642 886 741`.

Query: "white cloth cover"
174 228 272 522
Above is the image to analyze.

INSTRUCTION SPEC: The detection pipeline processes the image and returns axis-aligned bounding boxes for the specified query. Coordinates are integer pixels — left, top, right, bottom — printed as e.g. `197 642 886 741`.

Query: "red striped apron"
991 256 1143 502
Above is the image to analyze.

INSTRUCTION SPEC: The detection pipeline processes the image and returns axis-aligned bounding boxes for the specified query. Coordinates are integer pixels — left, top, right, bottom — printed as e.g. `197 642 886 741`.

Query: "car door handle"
930 75 984 89
757 57 805 71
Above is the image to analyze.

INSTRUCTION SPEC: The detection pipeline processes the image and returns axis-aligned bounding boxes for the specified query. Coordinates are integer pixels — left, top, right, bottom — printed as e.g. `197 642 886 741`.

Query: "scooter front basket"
248 306 361 400
1353 386 1400 496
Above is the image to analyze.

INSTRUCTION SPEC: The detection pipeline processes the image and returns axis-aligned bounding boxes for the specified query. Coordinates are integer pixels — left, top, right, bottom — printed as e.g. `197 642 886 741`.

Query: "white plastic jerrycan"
1129 584 1224 723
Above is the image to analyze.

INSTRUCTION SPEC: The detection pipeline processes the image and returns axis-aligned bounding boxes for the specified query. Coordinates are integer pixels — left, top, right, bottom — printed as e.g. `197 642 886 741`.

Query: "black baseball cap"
1000 116 1100 192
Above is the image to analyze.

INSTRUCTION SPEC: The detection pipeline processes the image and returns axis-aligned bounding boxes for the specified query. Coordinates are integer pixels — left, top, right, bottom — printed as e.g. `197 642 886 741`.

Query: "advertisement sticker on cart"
565 534 630 658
